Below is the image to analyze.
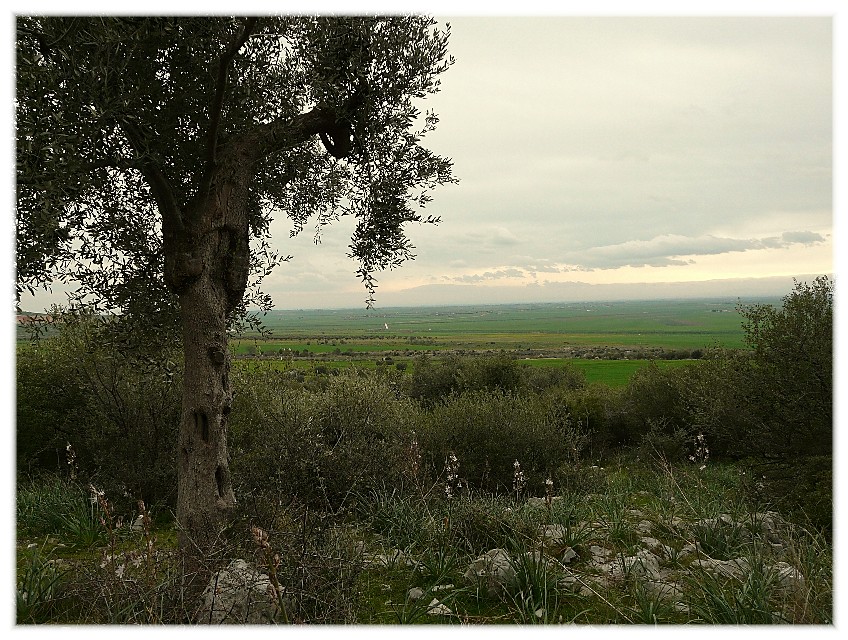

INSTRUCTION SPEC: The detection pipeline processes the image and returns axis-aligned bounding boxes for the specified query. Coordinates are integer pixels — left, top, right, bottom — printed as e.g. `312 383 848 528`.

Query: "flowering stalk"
689 432 710 471
66 442 77 480
91 485 123 580
404 430 424 494
137 500 156 584
513 460 526 502
251 525 288 623
444 451 461 500
545 476 554 511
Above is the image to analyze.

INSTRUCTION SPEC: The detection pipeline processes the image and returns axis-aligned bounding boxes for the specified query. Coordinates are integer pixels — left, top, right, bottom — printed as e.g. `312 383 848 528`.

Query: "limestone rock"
643 579 684 603
692 556 750 579
426 598 452 616
773 562 805 594
196 559 284 624
538 524 566 548
463 548 516 595
635 519 654 535
611 548 662 580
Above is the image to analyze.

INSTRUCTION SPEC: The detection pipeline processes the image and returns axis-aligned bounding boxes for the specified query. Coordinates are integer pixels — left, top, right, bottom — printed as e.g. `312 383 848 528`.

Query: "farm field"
523 357 695 386
235 298 760 352
248 299 752 346
228 297 765 386
232 356 695 387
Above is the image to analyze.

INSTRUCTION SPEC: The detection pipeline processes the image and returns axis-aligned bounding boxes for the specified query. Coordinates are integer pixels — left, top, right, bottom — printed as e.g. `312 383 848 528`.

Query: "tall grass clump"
17 473 90 539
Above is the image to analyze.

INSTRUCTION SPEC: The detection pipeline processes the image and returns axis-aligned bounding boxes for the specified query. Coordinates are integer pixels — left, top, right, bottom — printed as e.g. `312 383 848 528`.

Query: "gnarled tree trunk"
176 275 236 556
163 156 253 578
160 112 338 576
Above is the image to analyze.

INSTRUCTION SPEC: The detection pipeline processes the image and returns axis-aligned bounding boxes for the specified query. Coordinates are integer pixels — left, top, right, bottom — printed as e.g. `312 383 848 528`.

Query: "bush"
407 353 582 406
420 390 570 495
677 349 757 458
230 368 421 511
543 383 627 456
522 362 585 394
736 276 832 459
619 362 692 445
16 312 181 509
678 277 833 534
16 342 89 472
636 417 692 466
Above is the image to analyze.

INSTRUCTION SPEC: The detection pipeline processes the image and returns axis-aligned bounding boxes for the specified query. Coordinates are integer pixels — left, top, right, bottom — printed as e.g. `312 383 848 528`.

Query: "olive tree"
15 16 456 558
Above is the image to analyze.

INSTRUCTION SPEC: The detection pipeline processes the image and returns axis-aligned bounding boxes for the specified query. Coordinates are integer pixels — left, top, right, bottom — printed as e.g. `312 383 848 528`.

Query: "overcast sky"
265 8 836 309
13 2 841 311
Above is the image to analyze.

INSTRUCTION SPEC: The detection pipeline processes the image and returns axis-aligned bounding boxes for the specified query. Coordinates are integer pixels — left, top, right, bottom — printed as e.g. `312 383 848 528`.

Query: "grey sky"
254 11 834 309
14 4 839 311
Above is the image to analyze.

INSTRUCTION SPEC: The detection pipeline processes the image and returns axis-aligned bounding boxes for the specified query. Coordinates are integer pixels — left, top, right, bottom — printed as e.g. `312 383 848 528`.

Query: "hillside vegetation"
15 279 832 624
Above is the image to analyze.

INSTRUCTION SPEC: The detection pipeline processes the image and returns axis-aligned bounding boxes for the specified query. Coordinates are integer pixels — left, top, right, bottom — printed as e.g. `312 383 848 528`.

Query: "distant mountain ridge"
16 274 828 314
299 273 828 310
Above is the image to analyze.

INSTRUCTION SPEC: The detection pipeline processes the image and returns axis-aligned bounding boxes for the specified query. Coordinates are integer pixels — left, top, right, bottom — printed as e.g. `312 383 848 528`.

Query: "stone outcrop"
357 497 805 621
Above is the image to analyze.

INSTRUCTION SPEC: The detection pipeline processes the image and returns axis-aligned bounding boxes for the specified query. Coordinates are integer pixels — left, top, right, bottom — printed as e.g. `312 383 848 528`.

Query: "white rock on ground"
427 598 452 616
196 559 284 624
773 562 805 594
463 548 516 596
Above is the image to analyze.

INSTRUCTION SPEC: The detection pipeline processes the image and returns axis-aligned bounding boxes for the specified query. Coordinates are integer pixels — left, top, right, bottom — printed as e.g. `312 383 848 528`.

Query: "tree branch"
117 117 184 234
201 17 259 193
244 83 367 162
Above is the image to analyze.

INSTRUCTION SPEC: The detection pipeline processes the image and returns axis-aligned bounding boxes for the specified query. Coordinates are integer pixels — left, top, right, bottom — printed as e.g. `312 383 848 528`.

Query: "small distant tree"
16 16 456 569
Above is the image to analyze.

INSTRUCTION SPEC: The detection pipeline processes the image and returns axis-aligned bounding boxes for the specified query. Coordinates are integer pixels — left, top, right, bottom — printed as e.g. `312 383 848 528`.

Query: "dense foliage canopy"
16 16 455 322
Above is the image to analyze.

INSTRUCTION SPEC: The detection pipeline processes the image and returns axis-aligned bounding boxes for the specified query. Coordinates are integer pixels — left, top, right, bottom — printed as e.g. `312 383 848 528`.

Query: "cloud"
564 232 826 270
432 227 828 288
451 268 526 283
779 231 826 245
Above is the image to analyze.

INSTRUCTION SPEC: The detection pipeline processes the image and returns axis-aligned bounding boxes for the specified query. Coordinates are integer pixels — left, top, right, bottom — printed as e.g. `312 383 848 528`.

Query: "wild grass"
16 455 831 625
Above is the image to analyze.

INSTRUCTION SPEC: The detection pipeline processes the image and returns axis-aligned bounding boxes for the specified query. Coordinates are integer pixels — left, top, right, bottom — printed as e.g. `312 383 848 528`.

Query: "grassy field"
229 298 761 385
236 298 760 352
524 357 695 386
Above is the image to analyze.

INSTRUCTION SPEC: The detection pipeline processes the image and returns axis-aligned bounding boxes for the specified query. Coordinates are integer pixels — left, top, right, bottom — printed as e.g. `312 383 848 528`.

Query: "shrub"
406 353 581 406
681 277 833 534
16 342 88 472
636 417 692 466
230 368 421 511
619 362 692 445
457 353 525 395
543 383 627 456
736 276 832 459
419 390 570 495
522 362 585 394
677 348 757 458
16 312 181 509
406 354 463 404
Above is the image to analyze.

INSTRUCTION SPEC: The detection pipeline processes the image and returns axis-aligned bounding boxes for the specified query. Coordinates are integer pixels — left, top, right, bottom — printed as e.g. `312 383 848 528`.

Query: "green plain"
229 297 766 387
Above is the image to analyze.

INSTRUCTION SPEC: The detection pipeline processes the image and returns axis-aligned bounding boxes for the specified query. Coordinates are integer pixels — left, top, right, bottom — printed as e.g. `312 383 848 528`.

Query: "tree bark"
162 105 344 588
176 273 236 558
166 153 253 585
